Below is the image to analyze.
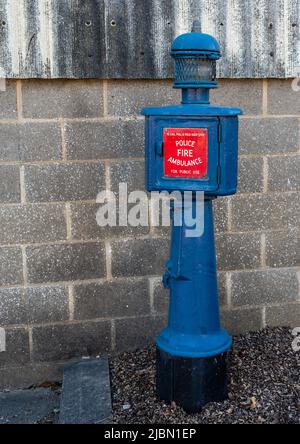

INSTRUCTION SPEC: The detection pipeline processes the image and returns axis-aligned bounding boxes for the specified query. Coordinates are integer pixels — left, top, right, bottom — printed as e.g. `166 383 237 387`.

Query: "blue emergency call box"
142 21 242 413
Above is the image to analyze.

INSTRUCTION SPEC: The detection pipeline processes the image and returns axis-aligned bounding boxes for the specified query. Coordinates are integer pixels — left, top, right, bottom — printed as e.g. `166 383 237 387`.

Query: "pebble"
110 327 300 424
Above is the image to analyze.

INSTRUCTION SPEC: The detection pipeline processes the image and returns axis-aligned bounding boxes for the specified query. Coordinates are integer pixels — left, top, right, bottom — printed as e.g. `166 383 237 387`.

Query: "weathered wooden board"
0 0 300 79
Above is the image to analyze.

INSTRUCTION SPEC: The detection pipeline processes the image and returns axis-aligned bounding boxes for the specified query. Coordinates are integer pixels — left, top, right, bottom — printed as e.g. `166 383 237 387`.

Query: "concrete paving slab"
0 388 60 424
59 357 112 424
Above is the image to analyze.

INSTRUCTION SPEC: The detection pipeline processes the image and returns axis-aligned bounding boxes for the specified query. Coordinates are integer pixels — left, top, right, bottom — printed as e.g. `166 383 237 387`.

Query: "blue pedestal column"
156 195 232 411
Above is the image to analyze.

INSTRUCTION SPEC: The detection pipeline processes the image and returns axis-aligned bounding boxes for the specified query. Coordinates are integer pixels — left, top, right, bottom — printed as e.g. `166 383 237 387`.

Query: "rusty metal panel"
0 0 300 79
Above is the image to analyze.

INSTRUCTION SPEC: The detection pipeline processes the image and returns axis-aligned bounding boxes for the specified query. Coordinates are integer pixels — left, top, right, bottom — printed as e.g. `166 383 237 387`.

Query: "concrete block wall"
0 78 299 388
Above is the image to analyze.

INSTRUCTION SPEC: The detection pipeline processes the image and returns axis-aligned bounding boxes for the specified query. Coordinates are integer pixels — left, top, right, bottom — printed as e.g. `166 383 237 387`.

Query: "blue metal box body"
142 104 242 196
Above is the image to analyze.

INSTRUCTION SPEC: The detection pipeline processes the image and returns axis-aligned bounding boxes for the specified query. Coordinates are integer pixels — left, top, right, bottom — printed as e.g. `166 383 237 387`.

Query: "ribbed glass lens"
175 58 216 83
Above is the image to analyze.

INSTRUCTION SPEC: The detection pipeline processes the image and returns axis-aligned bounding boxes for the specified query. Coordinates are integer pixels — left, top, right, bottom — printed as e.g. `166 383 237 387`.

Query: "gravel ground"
110 327 300 424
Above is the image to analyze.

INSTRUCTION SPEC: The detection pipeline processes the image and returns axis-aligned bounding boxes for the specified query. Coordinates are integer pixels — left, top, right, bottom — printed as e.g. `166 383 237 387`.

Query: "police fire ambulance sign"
163 128 208 179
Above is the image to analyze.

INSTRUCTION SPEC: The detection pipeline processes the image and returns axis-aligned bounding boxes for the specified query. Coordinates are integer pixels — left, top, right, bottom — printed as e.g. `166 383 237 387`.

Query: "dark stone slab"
211 79 263 115
111 238 169 278
268 156 300 192
0 204 67 245
24 162 105 203
32 321 111 362
0 81 17 119
26 242 106 284
0 328 30 368
0 165 21 203
265 229 300 268
59 357 112 424
65 120 144 160
0 122 62 162
115 316 166 352
238 157 264 193
215 232 261 271
231 269 299 306
70 202 149 240
231 193 300 232
22 80 104 119
0 388 60 424
0 247 23 286
239 118 299 154
73 278 150 320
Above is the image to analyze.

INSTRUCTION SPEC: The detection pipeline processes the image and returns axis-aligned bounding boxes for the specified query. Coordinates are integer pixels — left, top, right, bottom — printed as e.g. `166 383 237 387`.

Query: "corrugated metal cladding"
0 0 300 79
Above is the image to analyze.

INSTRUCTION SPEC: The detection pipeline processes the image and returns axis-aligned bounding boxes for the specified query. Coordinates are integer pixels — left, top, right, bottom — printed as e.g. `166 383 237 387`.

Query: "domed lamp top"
171 22 221 59
171 20 221 90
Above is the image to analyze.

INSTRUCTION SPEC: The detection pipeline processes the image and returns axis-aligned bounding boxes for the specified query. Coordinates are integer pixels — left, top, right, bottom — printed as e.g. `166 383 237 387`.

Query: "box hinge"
155 140 163 157
218 123 222 143
217 165 221 183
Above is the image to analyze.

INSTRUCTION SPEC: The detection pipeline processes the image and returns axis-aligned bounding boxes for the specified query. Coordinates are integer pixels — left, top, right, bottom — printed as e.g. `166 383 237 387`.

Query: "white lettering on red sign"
163 128 208 179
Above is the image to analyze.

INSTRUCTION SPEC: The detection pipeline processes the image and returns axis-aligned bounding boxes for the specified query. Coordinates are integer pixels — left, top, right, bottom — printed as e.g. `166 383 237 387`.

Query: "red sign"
163 127 208 179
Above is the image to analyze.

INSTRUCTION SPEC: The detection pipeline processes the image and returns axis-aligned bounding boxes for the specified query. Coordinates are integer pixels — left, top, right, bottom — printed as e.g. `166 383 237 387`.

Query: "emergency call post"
142 21 242 413
163 128 208 179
